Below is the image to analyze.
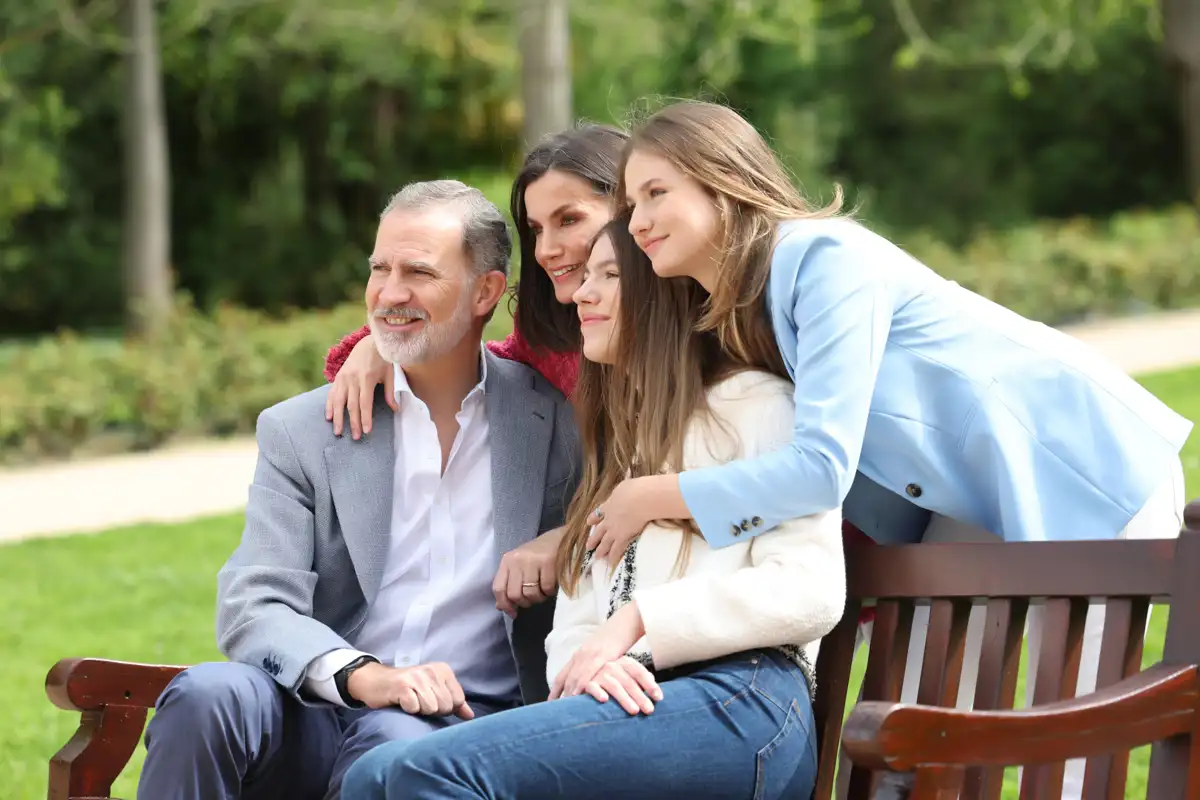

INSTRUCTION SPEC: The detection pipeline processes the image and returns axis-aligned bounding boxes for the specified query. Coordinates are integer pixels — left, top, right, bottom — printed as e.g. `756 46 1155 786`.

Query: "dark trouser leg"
138 661 341 800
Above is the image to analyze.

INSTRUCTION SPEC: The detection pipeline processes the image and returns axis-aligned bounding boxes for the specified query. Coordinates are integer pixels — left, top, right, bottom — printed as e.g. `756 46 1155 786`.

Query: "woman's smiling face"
523 169 614 304
624 148 722 284
572 232 621 365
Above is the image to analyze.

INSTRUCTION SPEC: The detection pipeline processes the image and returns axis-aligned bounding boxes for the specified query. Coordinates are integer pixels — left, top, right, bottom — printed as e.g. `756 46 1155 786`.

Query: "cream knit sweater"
545 369 847 689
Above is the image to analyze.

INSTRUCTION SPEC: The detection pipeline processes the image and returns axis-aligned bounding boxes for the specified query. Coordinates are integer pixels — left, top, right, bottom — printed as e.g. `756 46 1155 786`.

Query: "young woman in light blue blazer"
584 100 1192 799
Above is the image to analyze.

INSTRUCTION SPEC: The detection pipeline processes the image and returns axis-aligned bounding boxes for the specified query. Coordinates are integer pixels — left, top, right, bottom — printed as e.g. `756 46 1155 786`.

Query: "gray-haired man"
137 181 580 800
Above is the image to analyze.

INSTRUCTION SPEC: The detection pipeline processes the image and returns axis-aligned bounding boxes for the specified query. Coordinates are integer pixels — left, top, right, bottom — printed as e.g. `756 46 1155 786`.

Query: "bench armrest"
842 662 1200 772
46 657 188 800
47 657 187 712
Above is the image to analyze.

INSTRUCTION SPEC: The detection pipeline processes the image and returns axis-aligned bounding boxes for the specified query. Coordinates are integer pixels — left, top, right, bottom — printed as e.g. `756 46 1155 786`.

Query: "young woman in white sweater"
342 217 847 799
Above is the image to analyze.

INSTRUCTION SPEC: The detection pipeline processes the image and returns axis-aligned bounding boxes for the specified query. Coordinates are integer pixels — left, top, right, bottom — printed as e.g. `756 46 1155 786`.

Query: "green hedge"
0 301 368 463
900 206 1200 324
1 206 1197 464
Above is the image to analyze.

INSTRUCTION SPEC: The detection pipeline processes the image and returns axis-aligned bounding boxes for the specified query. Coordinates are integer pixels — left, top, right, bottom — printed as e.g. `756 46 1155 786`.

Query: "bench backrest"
813 502 1200 799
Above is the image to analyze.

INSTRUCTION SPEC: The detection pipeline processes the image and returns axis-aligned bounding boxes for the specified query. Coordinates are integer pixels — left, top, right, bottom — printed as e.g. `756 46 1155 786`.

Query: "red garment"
323 324 372 383
843 521 877 626
322 323 579 397
323 322 871 624
485 330 580 398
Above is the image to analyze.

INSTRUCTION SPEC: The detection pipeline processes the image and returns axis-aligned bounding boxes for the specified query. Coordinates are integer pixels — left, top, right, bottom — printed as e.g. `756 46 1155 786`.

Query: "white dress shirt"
304 353 519 706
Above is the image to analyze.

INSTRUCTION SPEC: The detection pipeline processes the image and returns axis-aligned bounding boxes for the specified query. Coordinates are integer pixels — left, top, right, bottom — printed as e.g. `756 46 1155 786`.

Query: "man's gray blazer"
215 350 581 705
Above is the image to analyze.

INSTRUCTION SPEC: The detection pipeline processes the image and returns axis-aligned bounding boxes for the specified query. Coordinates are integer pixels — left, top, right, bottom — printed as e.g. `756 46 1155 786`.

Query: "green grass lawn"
2 367 1197 799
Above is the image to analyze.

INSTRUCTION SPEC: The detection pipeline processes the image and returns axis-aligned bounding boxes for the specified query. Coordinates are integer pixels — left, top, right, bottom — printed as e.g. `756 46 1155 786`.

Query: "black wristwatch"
334 654 381 708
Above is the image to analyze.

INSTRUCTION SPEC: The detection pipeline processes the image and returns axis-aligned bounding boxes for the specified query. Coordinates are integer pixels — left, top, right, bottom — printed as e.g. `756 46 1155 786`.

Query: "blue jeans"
342 649 817 800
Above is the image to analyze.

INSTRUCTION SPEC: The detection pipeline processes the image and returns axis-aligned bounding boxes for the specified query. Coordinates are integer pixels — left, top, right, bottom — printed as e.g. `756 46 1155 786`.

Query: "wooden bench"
816 498 1200 798
46 501 1200 799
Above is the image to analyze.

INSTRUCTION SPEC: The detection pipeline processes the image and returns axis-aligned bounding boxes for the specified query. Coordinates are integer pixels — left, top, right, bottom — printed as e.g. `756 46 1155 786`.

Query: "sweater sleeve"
678 226 892 548
486 330 526 362
323 324 371 383
543 566 603 690
632 376 848 670
485 326 580 397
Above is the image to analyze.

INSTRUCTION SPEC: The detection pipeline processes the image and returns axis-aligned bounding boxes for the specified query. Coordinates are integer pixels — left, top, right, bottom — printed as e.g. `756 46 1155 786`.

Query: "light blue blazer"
679 218 1193 548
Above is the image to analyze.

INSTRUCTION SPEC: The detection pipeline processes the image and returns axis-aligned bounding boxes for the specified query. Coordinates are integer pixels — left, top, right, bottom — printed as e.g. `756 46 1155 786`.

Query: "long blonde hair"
557 215 735 595
617 100 845 371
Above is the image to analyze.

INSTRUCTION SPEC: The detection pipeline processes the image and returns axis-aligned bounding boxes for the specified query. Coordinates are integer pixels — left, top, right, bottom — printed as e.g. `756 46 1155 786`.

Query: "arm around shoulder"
679 223 893 546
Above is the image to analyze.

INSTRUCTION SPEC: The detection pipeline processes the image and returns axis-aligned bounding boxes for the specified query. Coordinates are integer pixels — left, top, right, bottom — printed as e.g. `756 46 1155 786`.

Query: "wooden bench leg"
49 706 148 800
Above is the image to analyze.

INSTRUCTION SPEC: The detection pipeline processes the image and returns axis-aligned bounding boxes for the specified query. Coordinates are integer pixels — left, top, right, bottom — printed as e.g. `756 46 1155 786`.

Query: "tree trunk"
1163 0 1200 210
122 0 172 338
519 0 573 148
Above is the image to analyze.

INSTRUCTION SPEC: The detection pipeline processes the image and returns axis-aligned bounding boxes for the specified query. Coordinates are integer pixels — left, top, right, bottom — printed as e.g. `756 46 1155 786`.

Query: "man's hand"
493 526 566 617
345 662 475 720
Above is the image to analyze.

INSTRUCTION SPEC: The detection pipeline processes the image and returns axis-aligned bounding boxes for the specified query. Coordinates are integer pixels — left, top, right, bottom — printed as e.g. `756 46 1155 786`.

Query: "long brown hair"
617 100 844 373
557 214 733 595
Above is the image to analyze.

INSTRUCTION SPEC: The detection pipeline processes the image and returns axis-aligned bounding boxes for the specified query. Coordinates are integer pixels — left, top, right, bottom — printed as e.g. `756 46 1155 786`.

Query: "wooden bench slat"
1021 597 1088 797
1082 596 1150 797
846 538 1178 600
916 598 970 709
848 599 916 798
962 597 1028 800
812 600 860 800
862 600 914 705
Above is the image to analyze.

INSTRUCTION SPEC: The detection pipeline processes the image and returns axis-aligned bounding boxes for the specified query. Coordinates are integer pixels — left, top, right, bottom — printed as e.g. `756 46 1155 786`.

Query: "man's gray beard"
368 293 474 367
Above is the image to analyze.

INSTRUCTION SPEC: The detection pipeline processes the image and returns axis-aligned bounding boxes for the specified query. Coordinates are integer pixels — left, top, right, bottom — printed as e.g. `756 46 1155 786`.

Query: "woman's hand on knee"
584 658 662 716
325 334 394 439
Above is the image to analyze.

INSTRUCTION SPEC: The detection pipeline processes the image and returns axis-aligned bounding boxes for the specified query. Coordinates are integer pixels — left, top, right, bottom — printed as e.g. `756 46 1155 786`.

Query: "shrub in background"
1 206 1196 464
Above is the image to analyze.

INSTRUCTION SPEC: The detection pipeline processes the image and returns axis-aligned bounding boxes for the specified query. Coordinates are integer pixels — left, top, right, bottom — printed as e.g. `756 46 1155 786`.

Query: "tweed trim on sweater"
582 541 816 699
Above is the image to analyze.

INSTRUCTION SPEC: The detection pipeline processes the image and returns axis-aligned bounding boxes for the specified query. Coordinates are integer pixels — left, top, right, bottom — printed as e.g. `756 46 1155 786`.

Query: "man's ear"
475 271 509 318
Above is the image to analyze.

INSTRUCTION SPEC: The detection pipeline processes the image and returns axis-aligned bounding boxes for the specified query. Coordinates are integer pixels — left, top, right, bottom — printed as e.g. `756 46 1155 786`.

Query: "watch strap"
334 654 380 708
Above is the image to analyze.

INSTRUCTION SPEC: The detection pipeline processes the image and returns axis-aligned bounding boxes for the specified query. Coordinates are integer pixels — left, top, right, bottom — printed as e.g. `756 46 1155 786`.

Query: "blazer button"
731 524 742 537
740 519 752 531
905 483 923 499
751 516 763 527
